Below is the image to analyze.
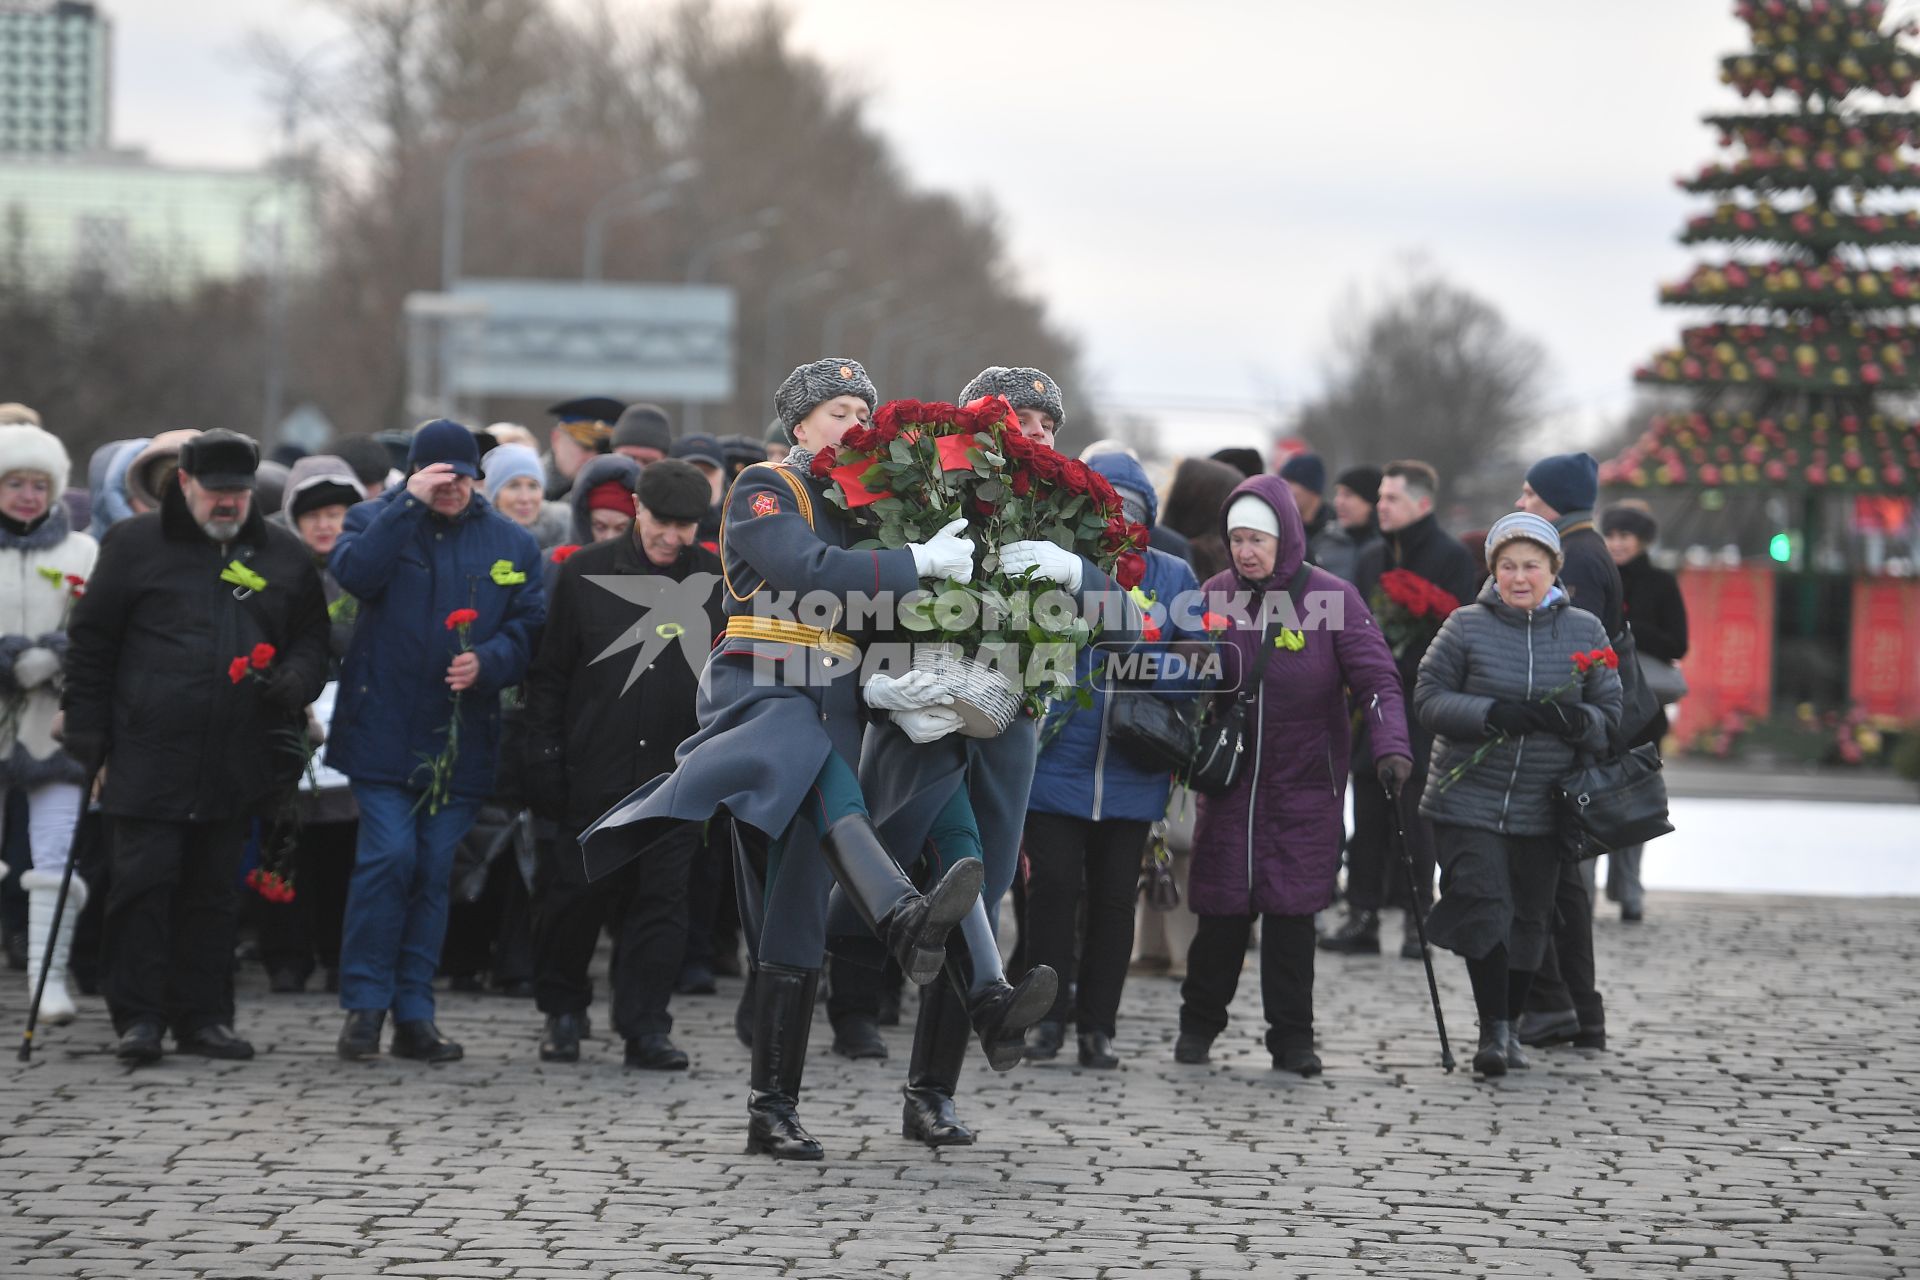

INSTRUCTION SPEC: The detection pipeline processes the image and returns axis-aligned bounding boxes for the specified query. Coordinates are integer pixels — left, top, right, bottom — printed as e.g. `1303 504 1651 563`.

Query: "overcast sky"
103 0 1754 449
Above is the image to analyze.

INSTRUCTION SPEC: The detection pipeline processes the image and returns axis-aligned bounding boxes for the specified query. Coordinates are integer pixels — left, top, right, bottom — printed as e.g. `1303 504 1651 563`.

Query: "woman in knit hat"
579 357 1036 1162
0 424 100 1025
1413 511 1622 1078
1599 500 1688 922
482 444 571 551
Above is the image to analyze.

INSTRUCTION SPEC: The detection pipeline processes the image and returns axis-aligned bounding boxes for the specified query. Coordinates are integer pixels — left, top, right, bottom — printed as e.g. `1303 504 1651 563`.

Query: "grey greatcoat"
578 459 920 881
1413 581 1623 838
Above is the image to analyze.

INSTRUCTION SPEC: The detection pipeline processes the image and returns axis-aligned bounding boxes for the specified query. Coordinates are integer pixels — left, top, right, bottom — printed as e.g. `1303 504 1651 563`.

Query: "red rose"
445 608 480 631
250 643 276 670
1085 470 1121 515
873 402 904 436
1126 521 1150 550
1115 552 1145 589
1028 449 1064 483
973 498 997 517
1059 459 1093 495
1009 469 1033 498
228 657 250 684
809 446 838 479
840 425 878 454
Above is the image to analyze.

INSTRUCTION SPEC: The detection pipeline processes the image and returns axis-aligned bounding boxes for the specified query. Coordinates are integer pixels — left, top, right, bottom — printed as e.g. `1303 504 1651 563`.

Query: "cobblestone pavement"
2 891 1917 1279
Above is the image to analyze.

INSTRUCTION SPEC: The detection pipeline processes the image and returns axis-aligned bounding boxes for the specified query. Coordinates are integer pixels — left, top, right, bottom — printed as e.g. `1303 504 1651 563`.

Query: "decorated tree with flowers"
1609 0 1920 500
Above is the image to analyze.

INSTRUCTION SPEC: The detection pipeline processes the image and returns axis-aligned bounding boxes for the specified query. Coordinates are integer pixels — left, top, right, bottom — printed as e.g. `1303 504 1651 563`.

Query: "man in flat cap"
63 429 331 1064
524 459 723 1070
543 396 625 501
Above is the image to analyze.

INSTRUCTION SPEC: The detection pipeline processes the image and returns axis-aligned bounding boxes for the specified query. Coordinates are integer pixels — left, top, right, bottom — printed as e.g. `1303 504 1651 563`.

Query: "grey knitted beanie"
959 366 1065 430
775 358 877 429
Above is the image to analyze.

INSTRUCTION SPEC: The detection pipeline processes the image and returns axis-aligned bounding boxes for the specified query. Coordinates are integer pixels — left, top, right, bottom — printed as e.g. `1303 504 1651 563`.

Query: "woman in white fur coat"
0 424 99 1023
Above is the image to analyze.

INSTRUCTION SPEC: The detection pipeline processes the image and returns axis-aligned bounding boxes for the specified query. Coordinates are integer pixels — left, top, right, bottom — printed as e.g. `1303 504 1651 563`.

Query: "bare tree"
1294 266 1549 502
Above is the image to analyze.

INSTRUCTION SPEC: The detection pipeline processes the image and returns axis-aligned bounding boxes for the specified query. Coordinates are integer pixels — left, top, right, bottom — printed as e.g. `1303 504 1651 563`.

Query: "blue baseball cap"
408 418 481 479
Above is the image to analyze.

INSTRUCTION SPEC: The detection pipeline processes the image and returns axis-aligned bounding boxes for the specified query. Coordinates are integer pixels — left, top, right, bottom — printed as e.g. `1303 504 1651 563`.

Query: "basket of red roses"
815 395 1149 736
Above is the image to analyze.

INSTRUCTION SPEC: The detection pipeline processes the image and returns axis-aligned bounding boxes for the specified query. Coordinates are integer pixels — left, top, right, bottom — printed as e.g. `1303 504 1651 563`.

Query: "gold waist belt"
723 616 859 663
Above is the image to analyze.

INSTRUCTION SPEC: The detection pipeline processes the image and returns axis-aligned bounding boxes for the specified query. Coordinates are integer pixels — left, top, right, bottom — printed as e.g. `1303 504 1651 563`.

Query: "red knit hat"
586 480 636 517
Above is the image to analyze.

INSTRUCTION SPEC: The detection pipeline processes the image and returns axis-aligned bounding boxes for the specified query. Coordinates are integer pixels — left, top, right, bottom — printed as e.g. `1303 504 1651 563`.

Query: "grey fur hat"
960 366 1065 430
775 358 877 429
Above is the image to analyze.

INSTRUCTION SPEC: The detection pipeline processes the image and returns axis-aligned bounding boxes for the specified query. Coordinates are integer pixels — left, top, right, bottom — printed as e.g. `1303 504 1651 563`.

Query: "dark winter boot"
539 1011 586 1063
901 976 976 1148
819 815 981 986
745 963 823 1161
1504 1024 1531 1070
1570 992 1606 1051
336 1010 385 1060
830 1012 888 1060
1024 1019 1065 1061
1515 1007 1581 1047
945 898 1057 1072
1317 908 1381 955
1473 1019 1510 1078
734 968 756 1048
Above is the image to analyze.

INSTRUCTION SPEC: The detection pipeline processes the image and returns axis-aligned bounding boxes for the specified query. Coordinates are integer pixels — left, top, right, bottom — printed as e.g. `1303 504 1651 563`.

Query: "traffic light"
1769 532 1792 563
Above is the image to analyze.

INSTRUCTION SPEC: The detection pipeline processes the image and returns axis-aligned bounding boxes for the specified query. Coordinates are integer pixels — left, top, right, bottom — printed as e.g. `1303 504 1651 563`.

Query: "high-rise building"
0 1 110 155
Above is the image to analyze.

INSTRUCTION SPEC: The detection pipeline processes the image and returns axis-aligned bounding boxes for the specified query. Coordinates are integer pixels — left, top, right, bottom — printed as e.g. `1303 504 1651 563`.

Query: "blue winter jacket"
325 485 546 800
1030 452 1202 824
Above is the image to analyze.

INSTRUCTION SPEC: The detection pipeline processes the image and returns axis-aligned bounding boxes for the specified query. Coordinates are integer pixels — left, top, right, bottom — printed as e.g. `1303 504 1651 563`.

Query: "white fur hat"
0 424 71 495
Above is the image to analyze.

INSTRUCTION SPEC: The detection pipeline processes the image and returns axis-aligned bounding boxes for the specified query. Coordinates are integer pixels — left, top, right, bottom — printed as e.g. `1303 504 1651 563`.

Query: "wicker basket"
910 644 1021 738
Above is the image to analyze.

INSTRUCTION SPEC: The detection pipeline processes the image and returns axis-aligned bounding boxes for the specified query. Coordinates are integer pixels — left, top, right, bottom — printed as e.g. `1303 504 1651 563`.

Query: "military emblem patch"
750 492 780 518
1032 378 1047 393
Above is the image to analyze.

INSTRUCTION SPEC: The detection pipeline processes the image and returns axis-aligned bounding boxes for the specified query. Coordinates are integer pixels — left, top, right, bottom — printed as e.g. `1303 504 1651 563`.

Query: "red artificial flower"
1115 552 1145 590
250 643 276 670
830 460 884 508
550 544 580 564
936 434 977 472
444 608 480 631
228 657 250 684
1202 611 1232 633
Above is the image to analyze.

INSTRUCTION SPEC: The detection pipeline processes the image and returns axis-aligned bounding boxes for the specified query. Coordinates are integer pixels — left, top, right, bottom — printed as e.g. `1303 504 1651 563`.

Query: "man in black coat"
523 460 724 1070
62 431 329 1064
1515 450 1624 1049
1329 461 1480 960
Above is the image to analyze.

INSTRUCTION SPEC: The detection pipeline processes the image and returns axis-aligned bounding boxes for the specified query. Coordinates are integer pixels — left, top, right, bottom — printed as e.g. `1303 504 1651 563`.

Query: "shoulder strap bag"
1182 563 1311 797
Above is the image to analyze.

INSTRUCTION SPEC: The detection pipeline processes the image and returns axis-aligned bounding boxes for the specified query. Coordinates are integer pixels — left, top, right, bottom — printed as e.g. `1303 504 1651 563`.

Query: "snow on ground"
1635 797 1920 897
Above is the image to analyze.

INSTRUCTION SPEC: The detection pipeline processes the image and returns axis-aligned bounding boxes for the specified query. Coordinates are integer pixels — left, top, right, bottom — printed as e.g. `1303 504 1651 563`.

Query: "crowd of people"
0 365 1687 1154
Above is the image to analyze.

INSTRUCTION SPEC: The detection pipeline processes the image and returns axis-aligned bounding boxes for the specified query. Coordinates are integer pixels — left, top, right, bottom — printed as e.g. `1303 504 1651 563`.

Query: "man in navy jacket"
326 420 545 1063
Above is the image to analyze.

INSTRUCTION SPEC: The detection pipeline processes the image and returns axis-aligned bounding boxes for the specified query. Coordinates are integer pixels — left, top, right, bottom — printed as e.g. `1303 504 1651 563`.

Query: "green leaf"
889 439 914 465
976 479 1005 503
879 524 908 549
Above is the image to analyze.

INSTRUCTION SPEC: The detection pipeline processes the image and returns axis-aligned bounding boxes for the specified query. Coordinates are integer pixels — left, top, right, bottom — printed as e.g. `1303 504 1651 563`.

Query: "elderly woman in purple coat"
1176 474 1413 1075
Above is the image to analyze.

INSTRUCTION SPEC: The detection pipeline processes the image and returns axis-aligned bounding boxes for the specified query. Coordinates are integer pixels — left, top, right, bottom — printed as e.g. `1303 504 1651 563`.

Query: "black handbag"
1183 565 1309 796
1107 687 1198 773
1554 743 1675 861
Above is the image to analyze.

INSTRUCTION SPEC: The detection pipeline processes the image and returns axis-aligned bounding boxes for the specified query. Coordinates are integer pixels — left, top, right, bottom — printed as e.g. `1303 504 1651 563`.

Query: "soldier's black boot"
1473 1019 1510 1078
947 899 1057 1072
901 976 975 1148
745 963 823 1161
1317 908 1380 954
820 814 980 986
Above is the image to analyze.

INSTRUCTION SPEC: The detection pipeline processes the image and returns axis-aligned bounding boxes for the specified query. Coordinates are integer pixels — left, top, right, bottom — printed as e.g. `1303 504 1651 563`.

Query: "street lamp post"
581 158 699 280
762 251 851 407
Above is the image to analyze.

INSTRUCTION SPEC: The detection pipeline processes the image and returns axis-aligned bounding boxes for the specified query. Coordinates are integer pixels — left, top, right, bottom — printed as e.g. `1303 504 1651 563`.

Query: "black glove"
1376 754 1413 798
258 663 311 715
1485 701 1534 736
1529 700 1585 740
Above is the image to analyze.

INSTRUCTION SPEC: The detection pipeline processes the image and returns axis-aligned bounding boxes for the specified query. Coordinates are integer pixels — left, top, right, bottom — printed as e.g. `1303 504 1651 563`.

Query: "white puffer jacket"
0 426 99 786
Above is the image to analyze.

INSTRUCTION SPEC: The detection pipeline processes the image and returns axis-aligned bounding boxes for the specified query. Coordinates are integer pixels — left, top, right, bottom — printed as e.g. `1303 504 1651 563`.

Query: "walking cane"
1386 783 1454 1073
19 768 100 1063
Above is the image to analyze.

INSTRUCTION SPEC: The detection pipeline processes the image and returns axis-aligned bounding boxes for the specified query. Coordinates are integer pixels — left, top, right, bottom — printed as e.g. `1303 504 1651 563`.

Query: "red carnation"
550 544 580 564
1600 647 1620 670
1141 621 1163 643
1573 651 1595 673
250 642 276 670
445 608 480 631
1202 611 1232 633
1115 552 1145 590
228 657 250 684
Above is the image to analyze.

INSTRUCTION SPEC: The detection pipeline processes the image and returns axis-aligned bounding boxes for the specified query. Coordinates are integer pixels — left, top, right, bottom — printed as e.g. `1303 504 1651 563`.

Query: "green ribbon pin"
37 566 65 589
1275 629 1306 652
221 561 268 593
655 622 686 640
489 559 527 586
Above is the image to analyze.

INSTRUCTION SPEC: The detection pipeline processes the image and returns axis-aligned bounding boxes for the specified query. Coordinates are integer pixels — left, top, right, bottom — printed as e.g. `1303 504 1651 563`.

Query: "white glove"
863 670 954 712
12 646 60 690
998 539 1082 590
895 705 965 744
908 518 975 584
